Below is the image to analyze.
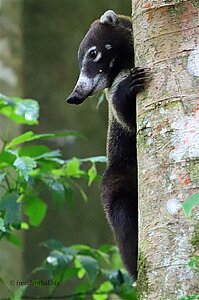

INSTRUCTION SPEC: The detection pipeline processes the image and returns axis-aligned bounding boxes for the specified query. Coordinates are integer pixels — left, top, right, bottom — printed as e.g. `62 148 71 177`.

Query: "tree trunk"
132 0 199 299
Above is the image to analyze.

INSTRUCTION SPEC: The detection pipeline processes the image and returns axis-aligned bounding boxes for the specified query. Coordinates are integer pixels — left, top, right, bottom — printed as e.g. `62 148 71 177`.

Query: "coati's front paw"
129 67 151 95
116 67 150 100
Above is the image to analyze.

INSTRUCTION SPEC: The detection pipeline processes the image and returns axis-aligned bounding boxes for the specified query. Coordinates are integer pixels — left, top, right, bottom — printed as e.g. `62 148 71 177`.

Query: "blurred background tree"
0 0 131 298
0 0 23 295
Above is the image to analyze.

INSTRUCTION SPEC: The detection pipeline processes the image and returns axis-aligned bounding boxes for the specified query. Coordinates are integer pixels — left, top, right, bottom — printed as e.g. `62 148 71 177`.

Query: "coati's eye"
89 49 98 60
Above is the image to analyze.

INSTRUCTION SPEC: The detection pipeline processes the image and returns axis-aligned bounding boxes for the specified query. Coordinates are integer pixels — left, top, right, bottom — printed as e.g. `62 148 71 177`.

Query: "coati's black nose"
66 91 85 105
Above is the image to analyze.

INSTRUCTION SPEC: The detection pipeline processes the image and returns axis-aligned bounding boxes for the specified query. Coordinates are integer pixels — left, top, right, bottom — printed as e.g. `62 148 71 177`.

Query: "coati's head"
67 10 133 105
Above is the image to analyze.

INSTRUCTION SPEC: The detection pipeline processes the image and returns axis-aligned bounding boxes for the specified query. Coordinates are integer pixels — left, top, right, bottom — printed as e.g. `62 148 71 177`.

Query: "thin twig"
5 175 11 191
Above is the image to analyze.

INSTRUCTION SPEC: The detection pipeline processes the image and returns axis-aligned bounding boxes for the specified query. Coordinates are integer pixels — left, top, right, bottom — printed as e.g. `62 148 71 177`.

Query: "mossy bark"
132 1 199 299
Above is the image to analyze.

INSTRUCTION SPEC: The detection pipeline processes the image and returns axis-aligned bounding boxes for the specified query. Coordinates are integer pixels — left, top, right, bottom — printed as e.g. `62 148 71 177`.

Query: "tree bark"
132 0 199 299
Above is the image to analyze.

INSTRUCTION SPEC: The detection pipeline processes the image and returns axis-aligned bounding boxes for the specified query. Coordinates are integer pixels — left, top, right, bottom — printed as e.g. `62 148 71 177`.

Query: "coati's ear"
100 10 119 26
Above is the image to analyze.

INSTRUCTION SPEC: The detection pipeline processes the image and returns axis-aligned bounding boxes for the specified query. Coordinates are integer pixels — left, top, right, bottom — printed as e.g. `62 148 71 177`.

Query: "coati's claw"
129 67 151 94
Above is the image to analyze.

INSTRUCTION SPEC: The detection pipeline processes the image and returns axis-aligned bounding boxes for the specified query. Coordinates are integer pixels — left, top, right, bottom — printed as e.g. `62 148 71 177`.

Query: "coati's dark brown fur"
67 10 149 280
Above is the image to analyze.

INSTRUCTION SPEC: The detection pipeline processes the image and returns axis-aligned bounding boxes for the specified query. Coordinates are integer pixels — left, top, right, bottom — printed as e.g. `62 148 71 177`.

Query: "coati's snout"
66 91 84 105
66 69 106 105
66 75 91 105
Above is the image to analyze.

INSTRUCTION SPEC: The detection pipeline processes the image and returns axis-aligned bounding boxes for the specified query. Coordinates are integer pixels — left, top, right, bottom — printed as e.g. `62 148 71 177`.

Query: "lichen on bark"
190 222 199 251
137 251 150 300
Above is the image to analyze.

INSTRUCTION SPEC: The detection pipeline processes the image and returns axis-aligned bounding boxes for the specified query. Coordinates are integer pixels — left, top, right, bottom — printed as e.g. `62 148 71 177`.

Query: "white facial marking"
74 70 107 95
82 46 96 64
86 46 97 56
76 72 93 90
93 51 102 62
109 58 115 68
105 44 112 50
83 46 102 62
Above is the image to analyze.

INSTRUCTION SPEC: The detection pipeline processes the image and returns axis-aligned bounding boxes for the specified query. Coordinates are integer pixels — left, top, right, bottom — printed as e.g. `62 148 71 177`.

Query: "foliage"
0 94 106 243
177 295 199 300
182 193 199 217
0 94 136 300
0 93 39 125
178 194 199 300
25 242 136 300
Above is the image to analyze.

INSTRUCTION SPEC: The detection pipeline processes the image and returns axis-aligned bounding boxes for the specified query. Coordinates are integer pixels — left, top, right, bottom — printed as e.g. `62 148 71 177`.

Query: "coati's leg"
101 67 149 279
101 163 138 279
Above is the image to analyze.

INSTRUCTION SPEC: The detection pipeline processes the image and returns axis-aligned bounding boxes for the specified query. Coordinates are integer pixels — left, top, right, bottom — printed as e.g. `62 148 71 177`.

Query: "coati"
67 10 149 280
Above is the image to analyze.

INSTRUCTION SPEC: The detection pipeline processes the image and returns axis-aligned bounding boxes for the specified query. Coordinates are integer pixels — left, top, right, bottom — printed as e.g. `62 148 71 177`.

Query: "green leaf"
74 258 86 279
15 99 39 122
88 163 97 186
118 288 137 300
35 150 62 160
96 281 113 293
177 296 199 300
0 217 6 232
61 267 79 283
46 250 73 268
0 151 16 166
75 282 91 293
11 286 27 300
72 244 93 251
102 270 124 289
79 156 107 163
18 145 50 158
0 94 39 125
5 233 22 246
6 131 83 150
21 222 29 230
14 156 37 181
182 193 199 217
93 293 108 300
189 256 199 271
62 247 79 257
99 244 117 253
41 175 66 205
24 195 47 226
51 182 65 205
0 192 21 226
66 158 85 178
96 92 105 110
111 251 123 269
72 244 95 257
41 239 63 250
93 281 114 300
77 255 99 284
6 131 53 149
